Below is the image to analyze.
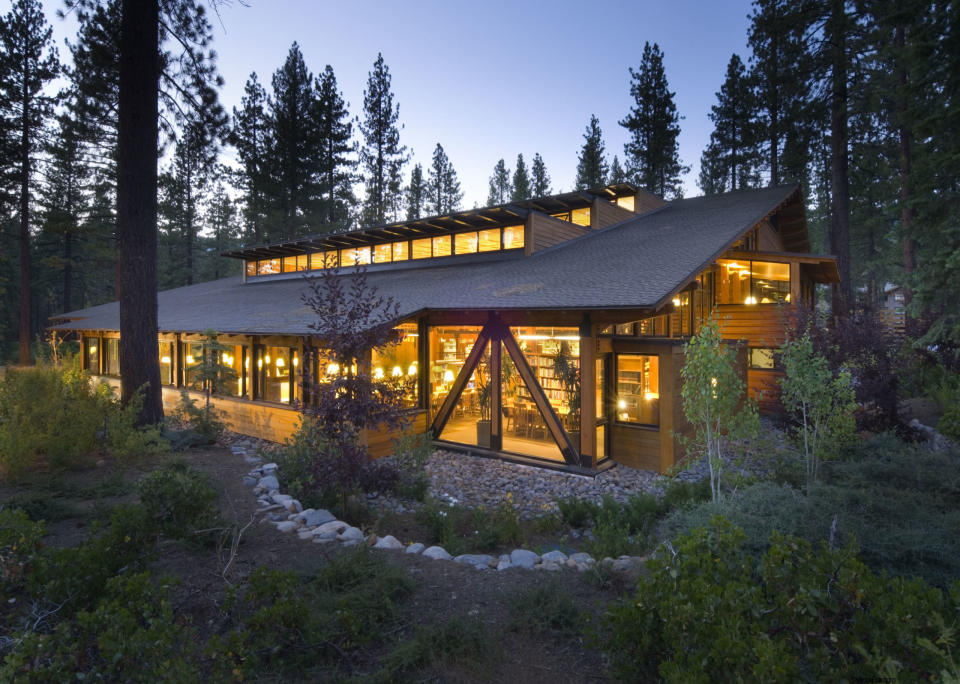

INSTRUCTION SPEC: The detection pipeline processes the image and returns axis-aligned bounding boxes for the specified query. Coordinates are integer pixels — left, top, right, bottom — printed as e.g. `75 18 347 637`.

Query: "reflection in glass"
616 354 659 426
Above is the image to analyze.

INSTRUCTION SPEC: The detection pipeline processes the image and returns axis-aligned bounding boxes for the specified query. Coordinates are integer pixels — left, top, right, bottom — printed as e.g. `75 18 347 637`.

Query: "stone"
271 493 292 505
255 503 283 515
341 539 361 547
373 535 404 550
275 521 298 533
282 499 302 514
568 552 594 565
337 526 364 542
541 550 568 564
243 455 261 464
422 546 452 561
509 549 539 569
536 560 562 571
496 555 513 571
242 476 257 487
261 462 278 474
313 535 336 544
405 542 425 554
297 509 336 527
314 520 348 536
454 554 494 570
601 557 615 569
297 529 315 540
231 446 246 454
257 475 279 491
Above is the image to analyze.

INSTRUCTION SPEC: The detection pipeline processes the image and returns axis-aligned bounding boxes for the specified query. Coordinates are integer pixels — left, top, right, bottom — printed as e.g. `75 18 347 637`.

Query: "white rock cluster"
235 442 647 575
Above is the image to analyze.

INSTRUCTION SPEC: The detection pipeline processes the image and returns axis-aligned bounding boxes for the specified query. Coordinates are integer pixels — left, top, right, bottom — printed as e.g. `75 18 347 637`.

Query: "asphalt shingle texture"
53 185 798 334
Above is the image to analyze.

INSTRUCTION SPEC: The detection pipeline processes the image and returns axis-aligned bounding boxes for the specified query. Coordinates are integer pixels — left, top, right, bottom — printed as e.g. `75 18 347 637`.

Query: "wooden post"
579 317 597 468
489 326 502 452
790 261 801 305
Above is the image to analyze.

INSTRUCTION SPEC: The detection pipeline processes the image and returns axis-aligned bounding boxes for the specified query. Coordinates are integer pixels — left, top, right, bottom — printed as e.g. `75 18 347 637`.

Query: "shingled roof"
53 184 813 335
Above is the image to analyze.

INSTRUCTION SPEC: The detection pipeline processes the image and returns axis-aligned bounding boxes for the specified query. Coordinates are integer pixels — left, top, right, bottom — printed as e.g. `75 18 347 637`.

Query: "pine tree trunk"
18 67 31 366
116 0 163 425
828 0 852 319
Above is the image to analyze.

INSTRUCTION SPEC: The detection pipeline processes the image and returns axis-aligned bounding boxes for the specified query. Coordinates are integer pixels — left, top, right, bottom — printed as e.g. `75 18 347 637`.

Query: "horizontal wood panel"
366 411 428 459
529 213 588 253
717 305 791 347
592 200 635 229
748 369 782 412
611 424 661 471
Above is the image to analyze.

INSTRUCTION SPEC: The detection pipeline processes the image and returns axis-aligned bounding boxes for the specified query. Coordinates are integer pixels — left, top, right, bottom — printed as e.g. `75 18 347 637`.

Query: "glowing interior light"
503 228 513 244
264 355 271 364
785 293 791 302
745 296 757 305
160 355 171 364
373 366 384 379
276 357 284 368
222 353 229 363
392 366 403 377
245 357 250 369
408 363 417 376
186 355 195 364
672 297 681 307
326 362 339 375
443 369 455 383
292 355 298 367
89 345 97 353
644 391 659 401
257 359 263 369
617 399 627 409
726 262 741 270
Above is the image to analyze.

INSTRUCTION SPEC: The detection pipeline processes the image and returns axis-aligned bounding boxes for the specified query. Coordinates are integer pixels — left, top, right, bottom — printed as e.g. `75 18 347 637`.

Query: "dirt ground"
3 447 625 681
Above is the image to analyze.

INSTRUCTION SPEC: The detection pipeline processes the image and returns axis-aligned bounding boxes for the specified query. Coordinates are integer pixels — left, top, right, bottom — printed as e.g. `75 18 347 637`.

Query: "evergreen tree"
0 0 60 364
487 158 511 205
405 163 425 220
619 42 688 198
511 153 531 201
608 155 627 184
203 174 239 281
268 42 318 241
531 152 551 197
313 64 356 231
426 143 462 215
575 114 608 189
230 73 271 243
698 54 760 194
359 53 406 226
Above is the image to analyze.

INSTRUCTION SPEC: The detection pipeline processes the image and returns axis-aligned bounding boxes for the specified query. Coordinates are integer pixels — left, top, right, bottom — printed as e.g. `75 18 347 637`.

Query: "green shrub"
0 366 103 479
508 579 584 637
376 615 491 681
417 495 524 554
175 390 226 444
392 429 432 501
1 572 198 682
105 387 170 460
0 508 45 600
603 516 960 683
938 397 960 441
556 496 597 528
136 462 220 540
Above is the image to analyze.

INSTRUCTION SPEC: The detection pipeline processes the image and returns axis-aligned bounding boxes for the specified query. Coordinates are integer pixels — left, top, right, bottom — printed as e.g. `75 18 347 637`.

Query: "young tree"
359 53 406 226
680 315 758 503
620 42 689 198
511 152 531 201
486 158 511 206
230 73 271 243
530 152 551 197
404 162 425 220
779 333 856 489
426 143 462 215
0 0 60 365
608 154 626 184
698 54 759 194
313 64 356 231
575 114 608 190
268 42 318 240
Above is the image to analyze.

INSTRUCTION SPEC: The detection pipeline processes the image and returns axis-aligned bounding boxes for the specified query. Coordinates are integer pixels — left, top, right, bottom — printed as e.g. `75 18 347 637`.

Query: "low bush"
556 497 597 528
175 390 227 444
660 435 960 588
1 572 199 682
603 516 960 682
0 508 45 600
375 615 491 681
508 579 584 637
392 429 432 501
136 462 220 541
416 495 524 555
938 396 960 442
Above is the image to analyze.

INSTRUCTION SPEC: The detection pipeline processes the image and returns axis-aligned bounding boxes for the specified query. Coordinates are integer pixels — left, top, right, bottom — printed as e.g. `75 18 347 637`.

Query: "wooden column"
790 261 801 304
418 317 429 415
579 317 597 469
489 330 502 451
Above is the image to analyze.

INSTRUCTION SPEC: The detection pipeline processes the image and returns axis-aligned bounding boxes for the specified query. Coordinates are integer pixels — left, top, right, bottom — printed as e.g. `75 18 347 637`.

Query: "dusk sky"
30 0 757 207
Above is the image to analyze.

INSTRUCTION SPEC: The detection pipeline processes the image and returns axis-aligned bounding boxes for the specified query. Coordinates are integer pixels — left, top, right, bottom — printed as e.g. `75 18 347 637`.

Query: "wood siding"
717 304 791 348
591 199 636 230
634 189 667 213
525 212 589 254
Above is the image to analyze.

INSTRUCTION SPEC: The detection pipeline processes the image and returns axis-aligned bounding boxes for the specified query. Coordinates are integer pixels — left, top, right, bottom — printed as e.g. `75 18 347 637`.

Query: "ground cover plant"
603 517 960 683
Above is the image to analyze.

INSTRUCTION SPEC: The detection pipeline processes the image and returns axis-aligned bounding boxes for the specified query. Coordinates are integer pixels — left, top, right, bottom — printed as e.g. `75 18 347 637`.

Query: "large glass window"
340 246 371 267
220 345 247 398
454 232 478 255
432 235 452 257
571 207 591 226
257 346 293 404
749 348 776 370
103 338 120 376
412 238 432 259
478 228 500 252
373 243 392 264
616 354 659 426
159 342 174 386
502 225 524 250
392 241 409 261
257 258 280 276
615 195 635 211
182 342 204 390
85 336 100 374
370 323 419 408
717 259 790 305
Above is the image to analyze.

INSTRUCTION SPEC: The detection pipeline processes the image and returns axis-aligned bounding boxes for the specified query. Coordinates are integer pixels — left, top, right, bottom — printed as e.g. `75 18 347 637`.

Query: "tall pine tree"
359 53 406 226
620 42 688 198
313 64 355 231
608 155 627 184
426 143 462 215
575 114 608 189
511 153 531 201
405 162 425 220
0 0 59 364
231 73 271 243
698 54 759 194
531 152 551 197
487 158 511 205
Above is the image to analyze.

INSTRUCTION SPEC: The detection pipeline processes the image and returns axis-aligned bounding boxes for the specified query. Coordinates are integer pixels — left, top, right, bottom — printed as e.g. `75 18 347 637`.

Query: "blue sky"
22 0 756 206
